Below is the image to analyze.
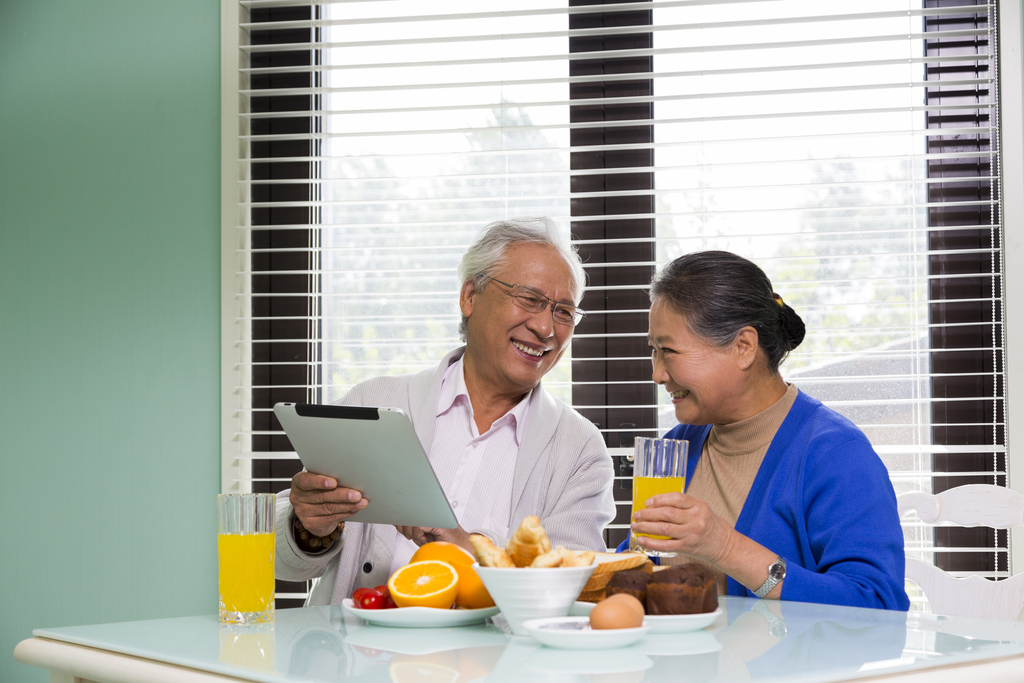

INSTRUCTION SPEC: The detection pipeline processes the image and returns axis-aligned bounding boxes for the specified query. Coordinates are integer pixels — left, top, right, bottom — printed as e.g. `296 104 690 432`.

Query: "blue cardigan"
646 390 909 610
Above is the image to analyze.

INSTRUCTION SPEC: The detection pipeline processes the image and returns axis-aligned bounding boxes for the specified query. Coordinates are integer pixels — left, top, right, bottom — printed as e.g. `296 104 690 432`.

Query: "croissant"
505 515 551 567
529 546 566 568
470 533 515 568
530 546 595 568
563 549 596 568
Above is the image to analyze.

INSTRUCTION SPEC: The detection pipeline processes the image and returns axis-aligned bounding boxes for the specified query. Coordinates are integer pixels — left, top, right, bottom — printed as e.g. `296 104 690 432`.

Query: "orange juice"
218 532 275 620
631 476 685 540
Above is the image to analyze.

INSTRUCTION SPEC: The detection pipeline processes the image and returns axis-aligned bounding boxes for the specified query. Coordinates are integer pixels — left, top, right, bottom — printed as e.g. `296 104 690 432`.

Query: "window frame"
220 0 1024 576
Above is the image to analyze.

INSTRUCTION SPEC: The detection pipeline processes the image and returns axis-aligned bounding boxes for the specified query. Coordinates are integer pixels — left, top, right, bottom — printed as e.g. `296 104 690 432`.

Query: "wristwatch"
754 556 786 598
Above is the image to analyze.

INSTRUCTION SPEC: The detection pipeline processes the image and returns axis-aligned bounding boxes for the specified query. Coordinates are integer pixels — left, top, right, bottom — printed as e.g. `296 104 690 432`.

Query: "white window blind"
222 0 1017 608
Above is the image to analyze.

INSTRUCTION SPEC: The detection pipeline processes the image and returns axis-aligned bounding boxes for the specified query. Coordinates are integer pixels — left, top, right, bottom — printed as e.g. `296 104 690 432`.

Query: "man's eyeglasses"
483 276 586 327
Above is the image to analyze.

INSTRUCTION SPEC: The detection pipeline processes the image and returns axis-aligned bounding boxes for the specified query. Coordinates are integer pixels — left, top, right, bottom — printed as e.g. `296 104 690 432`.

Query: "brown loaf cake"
604 570 652 603
577 558 656 602
645 564 718 615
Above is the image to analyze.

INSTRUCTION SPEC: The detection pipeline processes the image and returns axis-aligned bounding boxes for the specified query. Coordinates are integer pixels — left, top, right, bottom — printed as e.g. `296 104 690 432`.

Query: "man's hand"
395 524 473 554
290 470 367 538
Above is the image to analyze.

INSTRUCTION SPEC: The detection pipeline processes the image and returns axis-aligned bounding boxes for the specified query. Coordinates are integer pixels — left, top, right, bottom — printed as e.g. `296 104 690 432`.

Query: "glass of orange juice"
629 436 688 556
217 493 276 623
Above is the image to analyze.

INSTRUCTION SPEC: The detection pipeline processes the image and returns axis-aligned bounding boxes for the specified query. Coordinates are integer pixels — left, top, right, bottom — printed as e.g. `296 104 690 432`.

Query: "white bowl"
472 562 596 636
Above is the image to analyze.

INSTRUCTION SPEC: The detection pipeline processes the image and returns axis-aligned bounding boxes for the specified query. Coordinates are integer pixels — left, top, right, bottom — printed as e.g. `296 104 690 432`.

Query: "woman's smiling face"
648 296 746 426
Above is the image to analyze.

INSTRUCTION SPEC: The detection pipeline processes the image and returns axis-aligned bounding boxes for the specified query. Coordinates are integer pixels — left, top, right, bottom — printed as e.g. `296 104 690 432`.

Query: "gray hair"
650 251 805 374
457 217 586 341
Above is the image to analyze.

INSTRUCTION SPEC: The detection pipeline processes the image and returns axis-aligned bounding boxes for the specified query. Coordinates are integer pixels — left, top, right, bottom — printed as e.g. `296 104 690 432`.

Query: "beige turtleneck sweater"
664 383 799 593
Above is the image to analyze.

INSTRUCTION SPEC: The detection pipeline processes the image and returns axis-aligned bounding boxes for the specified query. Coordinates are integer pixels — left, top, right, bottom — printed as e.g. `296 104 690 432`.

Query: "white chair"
897 484 1024 621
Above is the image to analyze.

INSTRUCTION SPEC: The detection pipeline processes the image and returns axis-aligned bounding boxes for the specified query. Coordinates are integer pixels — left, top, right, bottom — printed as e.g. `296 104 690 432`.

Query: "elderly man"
275 217 616 605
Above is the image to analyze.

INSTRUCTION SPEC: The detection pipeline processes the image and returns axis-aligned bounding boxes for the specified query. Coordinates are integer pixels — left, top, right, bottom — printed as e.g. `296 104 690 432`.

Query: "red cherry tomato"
352 587 375 603
373 584 397 609
356 589 386 610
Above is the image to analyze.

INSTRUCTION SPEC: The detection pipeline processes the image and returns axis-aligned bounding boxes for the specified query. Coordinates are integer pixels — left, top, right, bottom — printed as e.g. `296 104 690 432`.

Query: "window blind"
223 0 1014 608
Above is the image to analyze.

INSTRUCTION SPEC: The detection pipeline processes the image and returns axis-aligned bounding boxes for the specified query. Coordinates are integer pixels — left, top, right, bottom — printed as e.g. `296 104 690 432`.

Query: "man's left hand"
395 525 474 554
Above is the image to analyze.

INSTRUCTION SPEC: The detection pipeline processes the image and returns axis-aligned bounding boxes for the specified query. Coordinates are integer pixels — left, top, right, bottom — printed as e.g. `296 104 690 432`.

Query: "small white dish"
342 599 500 628
645 608 722 633
522 616 650 650
568 601 596 617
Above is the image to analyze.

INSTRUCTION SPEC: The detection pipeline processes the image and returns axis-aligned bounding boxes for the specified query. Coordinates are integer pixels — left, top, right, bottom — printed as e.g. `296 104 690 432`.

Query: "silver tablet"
273 402 458 529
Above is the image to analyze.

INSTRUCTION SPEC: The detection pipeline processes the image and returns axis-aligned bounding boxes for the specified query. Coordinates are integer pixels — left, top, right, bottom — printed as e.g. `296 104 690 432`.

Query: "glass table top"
32 596 1024 683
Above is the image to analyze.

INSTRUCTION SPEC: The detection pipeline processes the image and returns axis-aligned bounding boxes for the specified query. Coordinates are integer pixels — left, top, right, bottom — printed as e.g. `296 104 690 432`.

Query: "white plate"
645 608 722 633
523 617 650 650
342 599 500 628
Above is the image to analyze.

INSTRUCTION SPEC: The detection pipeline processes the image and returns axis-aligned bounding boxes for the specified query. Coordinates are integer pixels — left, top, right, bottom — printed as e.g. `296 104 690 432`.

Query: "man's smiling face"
460 243 579 401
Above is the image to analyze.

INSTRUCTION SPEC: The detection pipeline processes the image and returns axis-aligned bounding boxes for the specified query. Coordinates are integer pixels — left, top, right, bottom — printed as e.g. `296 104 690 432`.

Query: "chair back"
898 484 1024 621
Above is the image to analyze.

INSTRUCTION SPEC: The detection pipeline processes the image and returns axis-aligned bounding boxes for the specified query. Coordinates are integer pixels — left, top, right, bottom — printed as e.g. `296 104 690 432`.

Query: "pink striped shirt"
389 357 530 573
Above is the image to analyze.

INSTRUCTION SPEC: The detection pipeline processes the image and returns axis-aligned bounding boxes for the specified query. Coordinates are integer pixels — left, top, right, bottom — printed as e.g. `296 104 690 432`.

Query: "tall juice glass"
629 436 688 556
217 493 276 623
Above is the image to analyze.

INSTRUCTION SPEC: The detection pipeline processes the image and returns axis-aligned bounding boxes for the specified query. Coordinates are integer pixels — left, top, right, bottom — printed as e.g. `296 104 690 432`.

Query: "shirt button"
362 562 372 573
471 442 479 448
452 501 459 508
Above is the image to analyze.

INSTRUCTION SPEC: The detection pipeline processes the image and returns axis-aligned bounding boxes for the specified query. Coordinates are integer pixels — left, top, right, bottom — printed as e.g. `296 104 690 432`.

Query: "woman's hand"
630 492 735 565
631 491 785 599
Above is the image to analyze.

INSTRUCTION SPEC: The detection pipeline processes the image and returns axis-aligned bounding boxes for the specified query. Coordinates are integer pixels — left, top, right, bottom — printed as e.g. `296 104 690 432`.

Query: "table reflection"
218 622 276 673
36 596 1021 683
255 599 1024 682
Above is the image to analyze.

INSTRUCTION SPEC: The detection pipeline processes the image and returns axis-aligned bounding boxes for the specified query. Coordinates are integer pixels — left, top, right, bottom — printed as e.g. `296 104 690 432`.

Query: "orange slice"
410 542 495 609
388 560 459 609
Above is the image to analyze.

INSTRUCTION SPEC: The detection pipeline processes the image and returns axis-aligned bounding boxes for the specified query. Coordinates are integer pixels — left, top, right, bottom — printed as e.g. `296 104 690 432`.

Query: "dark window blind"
248 4 321 608
923 0 1007 579
569 0 657 552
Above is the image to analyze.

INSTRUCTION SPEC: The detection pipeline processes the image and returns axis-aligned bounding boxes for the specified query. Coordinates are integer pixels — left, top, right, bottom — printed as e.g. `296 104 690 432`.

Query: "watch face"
770 561 786 581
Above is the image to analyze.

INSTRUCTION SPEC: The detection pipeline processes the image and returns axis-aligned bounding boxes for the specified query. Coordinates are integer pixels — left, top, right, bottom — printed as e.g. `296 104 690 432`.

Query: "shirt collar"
437 357 533 444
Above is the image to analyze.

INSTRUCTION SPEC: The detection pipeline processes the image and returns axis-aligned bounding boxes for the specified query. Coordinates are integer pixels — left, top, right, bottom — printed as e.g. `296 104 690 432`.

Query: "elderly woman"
630 251 909 610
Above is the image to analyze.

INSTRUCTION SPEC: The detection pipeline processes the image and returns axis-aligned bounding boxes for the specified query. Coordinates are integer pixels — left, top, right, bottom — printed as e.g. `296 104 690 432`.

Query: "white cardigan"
275 347 616 606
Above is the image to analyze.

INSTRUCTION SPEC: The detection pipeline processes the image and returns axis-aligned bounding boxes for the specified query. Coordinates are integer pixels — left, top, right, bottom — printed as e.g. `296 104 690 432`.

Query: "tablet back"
273 403 458 529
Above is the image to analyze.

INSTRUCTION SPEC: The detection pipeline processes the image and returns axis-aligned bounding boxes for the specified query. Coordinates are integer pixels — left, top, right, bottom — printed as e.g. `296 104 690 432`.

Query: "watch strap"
754 556 786 598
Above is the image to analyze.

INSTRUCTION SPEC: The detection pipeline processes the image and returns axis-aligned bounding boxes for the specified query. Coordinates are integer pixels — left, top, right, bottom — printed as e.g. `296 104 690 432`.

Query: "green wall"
0 2 221 681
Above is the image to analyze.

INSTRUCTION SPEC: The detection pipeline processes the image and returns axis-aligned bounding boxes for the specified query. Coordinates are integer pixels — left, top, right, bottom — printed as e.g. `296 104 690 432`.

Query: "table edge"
14 633 1024 683
14 637 251 683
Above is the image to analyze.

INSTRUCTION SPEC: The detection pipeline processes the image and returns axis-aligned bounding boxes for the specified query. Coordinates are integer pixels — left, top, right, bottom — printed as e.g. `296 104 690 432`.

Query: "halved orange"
410 542 495 609
388 560 459 609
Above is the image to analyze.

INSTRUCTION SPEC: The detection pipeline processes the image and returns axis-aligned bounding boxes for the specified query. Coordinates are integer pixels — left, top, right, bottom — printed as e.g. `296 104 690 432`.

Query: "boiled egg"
605 592 645 619
589 594 645 630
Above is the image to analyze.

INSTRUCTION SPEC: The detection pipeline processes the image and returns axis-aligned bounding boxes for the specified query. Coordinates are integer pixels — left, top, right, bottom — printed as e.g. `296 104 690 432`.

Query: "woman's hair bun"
779 303 806 351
